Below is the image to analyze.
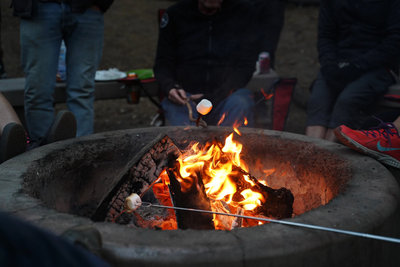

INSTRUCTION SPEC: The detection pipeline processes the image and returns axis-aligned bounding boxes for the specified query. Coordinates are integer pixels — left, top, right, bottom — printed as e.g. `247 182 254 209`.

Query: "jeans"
162 88 255 127
20 2 104 142
307 69 394 129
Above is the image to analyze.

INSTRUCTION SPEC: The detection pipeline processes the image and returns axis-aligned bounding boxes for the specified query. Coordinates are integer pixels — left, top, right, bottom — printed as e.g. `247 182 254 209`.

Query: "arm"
317 0 338 68
153 11 181 100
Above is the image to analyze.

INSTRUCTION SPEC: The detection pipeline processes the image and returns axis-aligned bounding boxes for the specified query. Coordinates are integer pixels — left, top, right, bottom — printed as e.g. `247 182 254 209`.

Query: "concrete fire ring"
0 127 399 267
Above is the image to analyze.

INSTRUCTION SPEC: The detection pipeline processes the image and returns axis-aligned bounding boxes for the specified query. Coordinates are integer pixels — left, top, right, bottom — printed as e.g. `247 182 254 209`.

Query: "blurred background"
1 0 320 134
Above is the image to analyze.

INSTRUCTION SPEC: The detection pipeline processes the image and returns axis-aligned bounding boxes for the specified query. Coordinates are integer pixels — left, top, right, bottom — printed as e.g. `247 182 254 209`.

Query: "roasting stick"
185 99 212 128
128 197 400 244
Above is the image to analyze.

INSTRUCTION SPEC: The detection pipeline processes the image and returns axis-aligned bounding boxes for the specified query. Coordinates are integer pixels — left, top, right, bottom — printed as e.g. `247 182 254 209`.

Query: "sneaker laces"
361 121 400 146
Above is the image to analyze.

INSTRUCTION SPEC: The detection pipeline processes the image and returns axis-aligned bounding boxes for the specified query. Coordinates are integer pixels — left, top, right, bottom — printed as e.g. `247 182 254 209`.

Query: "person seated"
305 0 400 142
154 0 259 127
335 113 400 169
0 92 77 163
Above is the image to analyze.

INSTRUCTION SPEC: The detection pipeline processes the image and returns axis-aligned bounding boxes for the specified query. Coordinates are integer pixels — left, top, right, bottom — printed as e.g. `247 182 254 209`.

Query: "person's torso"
332 0 391 58
168 0 254 97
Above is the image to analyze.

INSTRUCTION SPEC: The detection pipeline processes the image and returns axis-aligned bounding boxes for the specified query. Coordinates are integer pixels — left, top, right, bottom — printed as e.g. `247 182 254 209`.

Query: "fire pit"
0 126 399 266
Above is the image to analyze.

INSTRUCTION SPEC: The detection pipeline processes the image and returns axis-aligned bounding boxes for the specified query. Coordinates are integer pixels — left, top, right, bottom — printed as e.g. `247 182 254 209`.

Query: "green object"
128 69 154 80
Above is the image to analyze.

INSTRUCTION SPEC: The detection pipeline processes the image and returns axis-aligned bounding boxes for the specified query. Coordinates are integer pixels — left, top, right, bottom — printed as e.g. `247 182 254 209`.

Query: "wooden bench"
0 77 159 107
0 71 290 129
0 71 280 107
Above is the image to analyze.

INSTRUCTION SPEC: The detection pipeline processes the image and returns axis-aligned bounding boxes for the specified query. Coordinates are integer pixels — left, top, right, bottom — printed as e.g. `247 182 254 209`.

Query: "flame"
217 113 226 125
175 133 263 211
159 169 170 185
260 88 274 100
239 189 264 210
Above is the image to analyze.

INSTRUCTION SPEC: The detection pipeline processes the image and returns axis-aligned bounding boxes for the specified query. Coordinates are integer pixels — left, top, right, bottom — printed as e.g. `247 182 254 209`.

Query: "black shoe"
44 110 77 145
0 123 27 163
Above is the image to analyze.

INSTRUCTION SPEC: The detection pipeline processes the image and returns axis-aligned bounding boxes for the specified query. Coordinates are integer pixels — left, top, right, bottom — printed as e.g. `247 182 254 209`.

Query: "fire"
175 132 264 212
260 88 274 100
217 113 226 125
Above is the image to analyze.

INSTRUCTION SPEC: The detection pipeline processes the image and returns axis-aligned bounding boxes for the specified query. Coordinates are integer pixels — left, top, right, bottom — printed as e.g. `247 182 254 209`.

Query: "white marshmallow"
125 193 142 211
196 99 213 115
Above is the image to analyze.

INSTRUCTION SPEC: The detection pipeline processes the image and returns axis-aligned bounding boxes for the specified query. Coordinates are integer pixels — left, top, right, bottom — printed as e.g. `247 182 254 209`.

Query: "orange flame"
175 133 263 211
260 88 274 100
217 113 226 126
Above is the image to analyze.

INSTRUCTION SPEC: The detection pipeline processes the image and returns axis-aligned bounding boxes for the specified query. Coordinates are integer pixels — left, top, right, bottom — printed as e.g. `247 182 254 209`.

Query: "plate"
95 68 127 81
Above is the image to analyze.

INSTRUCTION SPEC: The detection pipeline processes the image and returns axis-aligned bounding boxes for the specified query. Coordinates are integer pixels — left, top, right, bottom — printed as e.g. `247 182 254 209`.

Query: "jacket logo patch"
160 13 169 29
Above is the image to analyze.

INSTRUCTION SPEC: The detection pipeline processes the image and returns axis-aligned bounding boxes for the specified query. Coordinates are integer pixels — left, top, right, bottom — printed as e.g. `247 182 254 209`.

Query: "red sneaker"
334 123 400 169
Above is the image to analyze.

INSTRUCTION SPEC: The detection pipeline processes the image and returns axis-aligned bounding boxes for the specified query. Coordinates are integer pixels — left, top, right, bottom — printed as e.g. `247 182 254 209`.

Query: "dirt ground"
1 0 319 135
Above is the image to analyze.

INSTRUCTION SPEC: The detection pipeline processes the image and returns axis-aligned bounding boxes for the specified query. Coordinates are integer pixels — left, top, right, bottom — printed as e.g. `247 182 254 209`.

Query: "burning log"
94 130 293 231
235 167 294 219
92 135 181 224
167 166 215 230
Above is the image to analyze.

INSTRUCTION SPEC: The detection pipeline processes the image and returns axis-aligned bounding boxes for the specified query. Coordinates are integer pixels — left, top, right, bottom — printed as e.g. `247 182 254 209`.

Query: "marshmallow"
125 193 142 211
196 99 213 115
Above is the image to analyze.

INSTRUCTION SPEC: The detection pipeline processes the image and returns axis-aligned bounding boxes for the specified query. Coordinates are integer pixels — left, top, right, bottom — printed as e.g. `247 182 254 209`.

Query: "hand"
189 94 204 101
168 88 188 105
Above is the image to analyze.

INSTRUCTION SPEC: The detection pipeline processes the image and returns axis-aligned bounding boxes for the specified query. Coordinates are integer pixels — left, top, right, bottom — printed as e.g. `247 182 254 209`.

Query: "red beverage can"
258 52 270 74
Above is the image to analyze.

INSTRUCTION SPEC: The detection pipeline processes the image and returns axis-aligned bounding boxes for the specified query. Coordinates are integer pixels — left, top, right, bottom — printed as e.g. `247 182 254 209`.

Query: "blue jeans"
307 69 394 129
20 2 104 142
162 88 255 127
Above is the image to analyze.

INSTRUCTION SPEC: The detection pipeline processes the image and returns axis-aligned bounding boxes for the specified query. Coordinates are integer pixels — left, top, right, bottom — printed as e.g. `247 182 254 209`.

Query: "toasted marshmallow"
196 99 213 115
125 193 142 211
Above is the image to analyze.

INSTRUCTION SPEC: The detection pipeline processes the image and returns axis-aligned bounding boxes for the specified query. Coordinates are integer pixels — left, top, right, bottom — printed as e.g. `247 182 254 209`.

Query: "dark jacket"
318 0 400 72
12 0 113 17
154 0 257 104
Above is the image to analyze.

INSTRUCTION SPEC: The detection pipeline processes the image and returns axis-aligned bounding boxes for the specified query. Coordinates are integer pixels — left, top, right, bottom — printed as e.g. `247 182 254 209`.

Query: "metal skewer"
141 202 400 244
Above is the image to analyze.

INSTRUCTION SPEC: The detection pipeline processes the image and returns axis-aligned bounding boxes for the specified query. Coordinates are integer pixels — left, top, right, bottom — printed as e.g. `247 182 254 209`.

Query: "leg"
161 98 196 126
325 129 337 142
0 93 22 135
329 68 394 129
394 115 400 129
306 71 338 139
64 5 104 136
209 88 255 127
20 2 63 143
305 126 327 139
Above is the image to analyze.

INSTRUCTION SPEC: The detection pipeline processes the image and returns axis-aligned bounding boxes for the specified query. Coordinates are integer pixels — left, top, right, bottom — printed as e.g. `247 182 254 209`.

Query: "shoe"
0 123 27 163
334 123 400 169
43 110 77 145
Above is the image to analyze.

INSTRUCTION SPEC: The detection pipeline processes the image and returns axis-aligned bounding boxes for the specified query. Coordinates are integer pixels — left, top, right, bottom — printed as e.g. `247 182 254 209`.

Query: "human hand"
168 88 188 105
189 94 204 101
